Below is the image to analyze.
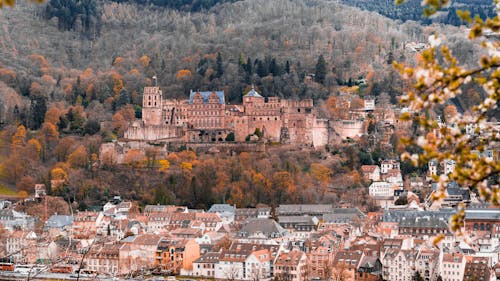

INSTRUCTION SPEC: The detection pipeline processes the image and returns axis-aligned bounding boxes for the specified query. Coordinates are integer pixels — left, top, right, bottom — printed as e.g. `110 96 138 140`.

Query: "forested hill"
339 0 496 26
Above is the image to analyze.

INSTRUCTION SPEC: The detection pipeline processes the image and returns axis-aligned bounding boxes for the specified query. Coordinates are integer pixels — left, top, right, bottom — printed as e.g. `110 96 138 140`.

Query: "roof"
44 215 73 230
398 216 448 229
278 204 333 215
189 90 225 104
465 208 500 221
238 218 288 238
208 204 235 214
323 208 366 223
243 85 263 98
194 252 222 263
275 250 306 267
361 165 379 173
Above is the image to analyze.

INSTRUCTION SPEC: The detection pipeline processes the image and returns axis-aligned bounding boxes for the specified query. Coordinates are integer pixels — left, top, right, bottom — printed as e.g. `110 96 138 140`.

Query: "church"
124 86 329 148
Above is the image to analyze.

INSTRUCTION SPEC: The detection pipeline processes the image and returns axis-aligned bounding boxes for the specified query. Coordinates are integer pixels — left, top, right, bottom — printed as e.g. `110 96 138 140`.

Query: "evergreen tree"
216 52 224 78
315 55 327 84
29 93 47 130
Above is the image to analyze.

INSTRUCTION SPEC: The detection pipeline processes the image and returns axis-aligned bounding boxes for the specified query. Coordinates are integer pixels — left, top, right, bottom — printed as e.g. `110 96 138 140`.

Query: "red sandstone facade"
125 86 329 147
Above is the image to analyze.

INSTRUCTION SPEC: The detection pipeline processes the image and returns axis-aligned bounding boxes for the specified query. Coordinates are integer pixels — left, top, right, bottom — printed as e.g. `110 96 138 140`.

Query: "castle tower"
142 86 163 126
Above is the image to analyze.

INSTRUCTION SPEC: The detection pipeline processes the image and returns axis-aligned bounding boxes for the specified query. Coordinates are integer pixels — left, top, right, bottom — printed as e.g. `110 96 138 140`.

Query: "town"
0 166 499 281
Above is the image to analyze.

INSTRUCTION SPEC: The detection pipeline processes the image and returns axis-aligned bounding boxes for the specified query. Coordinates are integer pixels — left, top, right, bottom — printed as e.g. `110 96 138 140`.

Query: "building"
464 208 500 239
156 238 200 275
440 253 466 281
361 165 381 182
274 250 307 281
124 86 329 147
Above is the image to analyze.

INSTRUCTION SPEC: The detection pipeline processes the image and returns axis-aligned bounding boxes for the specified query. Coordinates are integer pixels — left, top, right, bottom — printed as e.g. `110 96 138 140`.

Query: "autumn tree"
396 0 500 237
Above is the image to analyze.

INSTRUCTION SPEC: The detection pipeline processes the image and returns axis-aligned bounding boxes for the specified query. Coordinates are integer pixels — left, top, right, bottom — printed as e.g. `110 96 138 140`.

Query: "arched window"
474 223 479 230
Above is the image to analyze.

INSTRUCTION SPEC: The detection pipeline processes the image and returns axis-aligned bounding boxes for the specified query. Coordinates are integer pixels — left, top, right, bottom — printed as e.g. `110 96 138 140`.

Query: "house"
464 256 491 281
380 160 400 174
332 250 363 281
72 211 103 239
306 233 339 280
464 208 500 239
277 216 318 239
398 216 450 239
368 182 395 198
5 230 37 263
440 253 466 281
274 250 307 281
361 165 380 182
156 238 200 275
428 160 438 179
215 243 279 280
381 248 417 281
119 234 163 274
0 209 36 231
192 252 221 278
356 255 382 281
442 159 456 175
86 242 121 276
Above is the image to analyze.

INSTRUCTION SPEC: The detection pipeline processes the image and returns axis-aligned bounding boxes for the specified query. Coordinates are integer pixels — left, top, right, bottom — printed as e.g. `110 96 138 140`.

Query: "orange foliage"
113 57 124 66
11 125 26 147
68 145 88 168
123 149 146 168
26 138 42 160
139 55 150 67
176 69 192 80
45 106 63 125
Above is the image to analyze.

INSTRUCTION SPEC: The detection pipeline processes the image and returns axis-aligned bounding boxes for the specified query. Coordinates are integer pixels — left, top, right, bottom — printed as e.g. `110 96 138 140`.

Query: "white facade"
369 182 394 197
439 253 465 281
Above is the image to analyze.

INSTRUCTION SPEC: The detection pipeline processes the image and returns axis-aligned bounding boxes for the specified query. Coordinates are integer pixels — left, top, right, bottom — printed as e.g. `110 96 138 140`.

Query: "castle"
124 86 329 147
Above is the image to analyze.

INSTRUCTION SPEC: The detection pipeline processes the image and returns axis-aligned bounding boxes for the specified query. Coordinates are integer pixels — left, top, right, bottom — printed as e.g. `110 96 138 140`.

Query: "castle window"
275 117 278 121
267 117 270 121
148 102 151 106
154 102 157 106
149 96 151 100
298 108 301 112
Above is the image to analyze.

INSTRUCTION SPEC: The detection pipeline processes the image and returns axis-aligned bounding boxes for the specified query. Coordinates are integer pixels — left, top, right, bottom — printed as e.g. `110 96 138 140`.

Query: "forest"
340 0 496 26
0 0 486 210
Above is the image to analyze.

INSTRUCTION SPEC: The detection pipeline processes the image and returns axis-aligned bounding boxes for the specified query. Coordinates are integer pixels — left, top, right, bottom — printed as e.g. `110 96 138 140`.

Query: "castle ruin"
124 86 329 148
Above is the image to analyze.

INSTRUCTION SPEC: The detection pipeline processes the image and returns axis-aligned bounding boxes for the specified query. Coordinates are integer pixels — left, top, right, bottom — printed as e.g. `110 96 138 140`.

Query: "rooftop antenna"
152 75 158 87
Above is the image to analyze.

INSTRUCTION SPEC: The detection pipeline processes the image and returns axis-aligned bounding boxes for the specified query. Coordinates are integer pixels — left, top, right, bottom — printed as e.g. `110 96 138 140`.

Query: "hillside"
339 0 496 26
0 0 479 208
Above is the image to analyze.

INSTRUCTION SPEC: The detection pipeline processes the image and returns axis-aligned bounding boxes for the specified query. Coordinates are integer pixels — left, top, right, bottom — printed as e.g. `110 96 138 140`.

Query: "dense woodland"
340 0 496 26
0 0 485 210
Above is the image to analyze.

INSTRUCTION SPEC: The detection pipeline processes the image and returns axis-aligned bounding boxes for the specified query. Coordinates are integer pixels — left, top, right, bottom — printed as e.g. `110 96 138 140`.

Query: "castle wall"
124 124 185 141
312 119 329 148
332 120 366 139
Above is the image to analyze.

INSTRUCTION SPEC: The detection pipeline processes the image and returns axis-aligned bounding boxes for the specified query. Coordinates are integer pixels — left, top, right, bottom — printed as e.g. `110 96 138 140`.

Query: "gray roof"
194 252 222 263
399 216 448 229
208 204 235 214
243 86 263 98
278 204 333 215
238 218 288 238
465 209 500 221
382 209 454 223
278 215 316 224
323 208 366 223
189 90 225 104
44 215 73 230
